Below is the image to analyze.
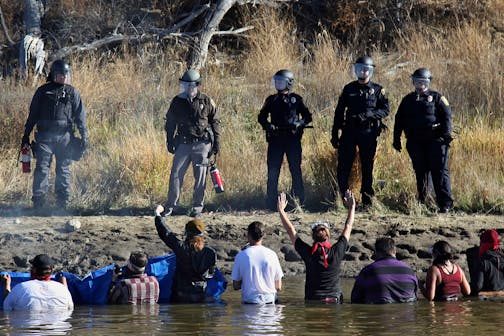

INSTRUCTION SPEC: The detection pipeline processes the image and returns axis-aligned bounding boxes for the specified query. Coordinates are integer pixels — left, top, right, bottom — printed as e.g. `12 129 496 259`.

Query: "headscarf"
479 229 500 257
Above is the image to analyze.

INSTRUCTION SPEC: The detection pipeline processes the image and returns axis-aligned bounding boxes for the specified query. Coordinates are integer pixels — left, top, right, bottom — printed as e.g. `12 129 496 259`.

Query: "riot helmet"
179 69 201 98
411 68 432 93
354 56 375 80
48 59 71 83
272 69 294 92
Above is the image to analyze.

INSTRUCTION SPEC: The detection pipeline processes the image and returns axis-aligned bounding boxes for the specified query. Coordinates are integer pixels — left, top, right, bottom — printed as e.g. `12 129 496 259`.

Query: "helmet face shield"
179 80 199 98
354 64 374 80
53 70 71 84
272 75 289 91
412 77 430 93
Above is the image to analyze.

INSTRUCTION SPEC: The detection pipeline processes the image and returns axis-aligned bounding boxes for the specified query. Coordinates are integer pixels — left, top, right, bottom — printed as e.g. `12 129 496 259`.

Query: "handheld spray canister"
210 162 224 193
20 146 31 173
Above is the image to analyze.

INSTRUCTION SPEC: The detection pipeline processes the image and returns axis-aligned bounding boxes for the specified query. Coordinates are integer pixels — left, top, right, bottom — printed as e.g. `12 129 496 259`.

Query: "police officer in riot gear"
21 59 88 210
331 56 389 208
164 69 220 217
258 69 312 210
393 68 453 212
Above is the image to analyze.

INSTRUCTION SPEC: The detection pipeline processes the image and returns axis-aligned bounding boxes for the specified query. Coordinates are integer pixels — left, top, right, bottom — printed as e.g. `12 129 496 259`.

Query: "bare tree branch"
190 0 294 70
0 5 15 46
213 25 254 35
50 34 138 60
51 3 212 61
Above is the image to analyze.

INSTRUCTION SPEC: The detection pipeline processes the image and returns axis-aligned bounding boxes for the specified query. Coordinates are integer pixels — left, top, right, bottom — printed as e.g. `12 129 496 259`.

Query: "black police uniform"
22 82 87 207
393 90 453 210
258 92 312 209
331 81 389 205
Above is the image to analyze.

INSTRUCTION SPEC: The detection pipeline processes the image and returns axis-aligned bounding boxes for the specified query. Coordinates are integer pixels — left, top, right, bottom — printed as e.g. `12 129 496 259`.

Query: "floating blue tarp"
1 254 227 307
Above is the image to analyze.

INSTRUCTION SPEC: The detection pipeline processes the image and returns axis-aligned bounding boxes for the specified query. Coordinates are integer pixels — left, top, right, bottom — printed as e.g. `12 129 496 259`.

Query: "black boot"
32 196 46 209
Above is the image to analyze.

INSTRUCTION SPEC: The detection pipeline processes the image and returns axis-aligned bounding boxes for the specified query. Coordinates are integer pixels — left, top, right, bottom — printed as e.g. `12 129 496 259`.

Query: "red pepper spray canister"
210 163 224 193
21 147 31 173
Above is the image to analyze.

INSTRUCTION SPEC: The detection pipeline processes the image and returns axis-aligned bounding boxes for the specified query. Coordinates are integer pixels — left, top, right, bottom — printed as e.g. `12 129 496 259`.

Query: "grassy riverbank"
0 9 503 214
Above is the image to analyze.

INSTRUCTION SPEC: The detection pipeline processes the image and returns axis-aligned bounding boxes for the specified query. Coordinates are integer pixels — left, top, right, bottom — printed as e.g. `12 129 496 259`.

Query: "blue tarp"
1 254 227 307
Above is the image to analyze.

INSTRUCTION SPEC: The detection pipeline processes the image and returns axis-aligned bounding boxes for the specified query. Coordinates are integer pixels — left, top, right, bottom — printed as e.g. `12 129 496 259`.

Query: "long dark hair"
432 240 454 265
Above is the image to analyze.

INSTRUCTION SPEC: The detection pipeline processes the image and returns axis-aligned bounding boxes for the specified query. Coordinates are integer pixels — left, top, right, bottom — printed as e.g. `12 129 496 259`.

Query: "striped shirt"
109 274 159 305
351 256 418 304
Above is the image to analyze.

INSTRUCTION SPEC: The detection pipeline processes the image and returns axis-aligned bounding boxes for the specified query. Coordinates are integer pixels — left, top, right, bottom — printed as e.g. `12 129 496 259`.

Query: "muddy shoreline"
1 210 503 282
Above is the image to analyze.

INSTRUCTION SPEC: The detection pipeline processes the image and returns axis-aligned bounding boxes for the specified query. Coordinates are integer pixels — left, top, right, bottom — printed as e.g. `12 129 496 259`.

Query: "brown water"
1 276 503 335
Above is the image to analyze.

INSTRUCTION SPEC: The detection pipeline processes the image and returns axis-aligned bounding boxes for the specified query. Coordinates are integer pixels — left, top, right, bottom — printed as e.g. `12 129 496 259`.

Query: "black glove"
166 141 175 154
82 137 89 152
294 120 305 130
443 133 453 146
208 140 220 158
357 110 374 122
212 140 220 155
266 124 277 132
330 137 339 149
21 135 30 149
392 139 402 152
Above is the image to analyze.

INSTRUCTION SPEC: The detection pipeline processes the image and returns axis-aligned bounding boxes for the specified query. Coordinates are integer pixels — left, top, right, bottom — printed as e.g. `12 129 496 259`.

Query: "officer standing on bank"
21 59 88 210
258 69 312 210
331 56 389 208
164 69 220 217
393 68 453 212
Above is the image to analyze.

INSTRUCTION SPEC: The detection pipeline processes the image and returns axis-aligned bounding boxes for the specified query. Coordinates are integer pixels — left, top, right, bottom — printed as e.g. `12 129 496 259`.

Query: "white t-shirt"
231 245 284 304
3 279 74 311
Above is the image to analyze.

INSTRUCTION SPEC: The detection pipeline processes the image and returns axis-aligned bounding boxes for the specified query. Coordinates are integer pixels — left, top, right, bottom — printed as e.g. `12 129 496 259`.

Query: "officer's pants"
406 139 453 209
266 136 304 209
337 128 378 205
32 132 72 204
166 141 211 212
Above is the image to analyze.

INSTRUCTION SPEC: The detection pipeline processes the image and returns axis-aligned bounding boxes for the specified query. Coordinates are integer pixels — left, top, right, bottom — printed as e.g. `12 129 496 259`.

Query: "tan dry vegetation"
0 9 503 213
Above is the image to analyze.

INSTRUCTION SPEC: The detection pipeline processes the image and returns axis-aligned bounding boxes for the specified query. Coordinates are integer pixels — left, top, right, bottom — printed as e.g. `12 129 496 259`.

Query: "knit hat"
185 219 205 236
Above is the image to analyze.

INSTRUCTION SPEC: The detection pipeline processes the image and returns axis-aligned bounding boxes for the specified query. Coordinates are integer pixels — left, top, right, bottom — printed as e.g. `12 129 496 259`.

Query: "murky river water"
1 276 503 335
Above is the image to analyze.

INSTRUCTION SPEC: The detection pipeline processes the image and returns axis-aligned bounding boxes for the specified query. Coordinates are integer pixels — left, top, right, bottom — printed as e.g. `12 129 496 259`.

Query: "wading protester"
154 205 216 303
475 229 504 293
277 190 355 302
108 251 159 305
421 240 470 301
351 237 418 304
231 221 284 304
1 254 73 311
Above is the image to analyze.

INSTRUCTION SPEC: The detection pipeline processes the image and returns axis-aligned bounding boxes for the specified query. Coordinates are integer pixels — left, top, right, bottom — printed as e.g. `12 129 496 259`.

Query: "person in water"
277 190 355 302
421 240 470 301
154 205 216 302
475 229 504 292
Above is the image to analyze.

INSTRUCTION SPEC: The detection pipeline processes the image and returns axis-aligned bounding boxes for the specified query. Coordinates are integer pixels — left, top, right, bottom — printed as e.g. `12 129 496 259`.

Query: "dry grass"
0 11 503 213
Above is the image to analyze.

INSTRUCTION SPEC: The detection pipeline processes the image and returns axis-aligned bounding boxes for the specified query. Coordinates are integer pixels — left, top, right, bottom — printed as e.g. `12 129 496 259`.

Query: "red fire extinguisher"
21 147 31 173
210 163 224 193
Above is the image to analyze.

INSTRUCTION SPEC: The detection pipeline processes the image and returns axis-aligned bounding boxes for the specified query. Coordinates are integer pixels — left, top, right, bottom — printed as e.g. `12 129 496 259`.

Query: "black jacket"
394 90 452 143
476 249 504 292
332 80 389 137
24 82 87 140
258 92 312 137
165 91 220 148
155 215 216 303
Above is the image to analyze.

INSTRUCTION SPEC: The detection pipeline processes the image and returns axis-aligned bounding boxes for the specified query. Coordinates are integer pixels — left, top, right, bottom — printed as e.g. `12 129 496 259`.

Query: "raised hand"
277 192 288 212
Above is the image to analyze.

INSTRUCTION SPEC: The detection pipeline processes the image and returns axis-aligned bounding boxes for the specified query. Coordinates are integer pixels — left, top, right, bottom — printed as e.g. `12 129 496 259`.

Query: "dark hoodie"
476 249 504 292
